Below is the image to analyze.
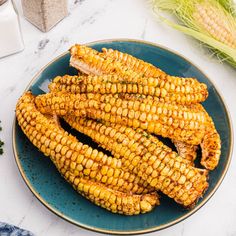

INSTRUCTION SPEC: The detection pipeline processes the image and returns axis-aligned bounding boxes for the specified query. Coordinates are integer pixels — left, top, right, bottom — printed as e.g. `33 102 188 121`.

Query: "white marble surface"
0 0 235 235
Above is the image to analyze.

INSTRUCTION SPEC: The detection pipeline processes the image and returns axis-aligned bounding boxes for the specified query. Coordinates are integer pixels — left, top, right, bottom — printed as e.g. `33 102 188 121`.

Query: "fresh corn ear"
153 0 236 67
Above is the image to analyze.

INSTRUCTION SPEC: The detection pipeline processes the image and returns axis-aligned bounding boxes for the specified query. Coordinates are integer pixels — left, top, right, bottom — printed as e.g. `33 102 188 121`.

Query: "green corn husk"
218 0 236 15
153 0 236 67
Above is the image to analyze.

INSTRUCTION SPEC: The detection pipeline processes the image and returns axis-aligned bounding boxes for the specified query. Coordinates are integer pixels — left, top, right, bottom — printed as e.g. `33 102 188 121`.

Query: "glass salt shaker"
0 0 24 58
21 0 68 32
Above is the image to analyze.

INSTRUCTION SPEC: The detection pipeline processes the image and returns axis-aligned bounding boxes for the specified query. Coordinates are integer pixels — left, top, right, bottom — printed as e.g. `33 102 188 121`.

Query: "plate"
13 39 233 234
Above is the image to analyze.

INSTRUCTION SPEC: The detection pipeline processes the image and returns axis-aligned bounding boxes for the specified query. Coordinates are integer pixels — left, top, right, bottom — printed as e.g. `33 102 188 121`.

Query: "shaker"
0 0 24 58
22 0 68 32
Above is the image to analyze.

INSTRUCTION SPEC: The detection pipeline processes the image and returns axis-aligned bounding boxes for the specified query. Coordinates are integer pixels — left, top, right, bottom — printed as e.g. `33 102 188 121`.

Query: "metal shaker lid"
0 0 8 5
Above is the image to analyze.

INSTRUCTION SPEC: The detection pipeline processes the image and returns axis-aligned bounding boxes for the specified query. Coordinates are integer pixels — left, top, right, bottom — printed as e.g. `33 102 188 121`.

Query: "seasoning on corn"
107 93 220 169
101 47 165 78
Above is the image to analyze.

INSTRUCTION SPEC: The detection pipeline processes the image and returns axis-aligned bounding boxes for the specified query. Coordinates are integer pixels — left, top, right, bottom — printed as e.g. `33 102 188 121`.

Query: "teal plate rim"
12 39 234 235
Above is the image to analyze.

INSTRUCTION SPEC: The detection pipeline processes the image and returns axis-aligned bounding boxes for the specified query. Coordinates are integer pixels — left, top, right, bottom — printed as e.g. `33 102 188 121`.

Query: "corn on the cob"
49 74 208 105
153 0 236 67
36 91 220 169
64 115 208 207
194 1 236 49
69 45 208 104
16 92 157 195
63 170 159 215
35 92 208 145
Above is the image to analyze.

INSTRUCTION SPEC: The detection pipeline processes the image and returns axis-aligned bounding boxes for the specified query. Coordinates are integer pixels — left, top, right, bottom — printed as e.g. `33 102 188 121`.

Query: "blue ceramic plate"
13 39 233 235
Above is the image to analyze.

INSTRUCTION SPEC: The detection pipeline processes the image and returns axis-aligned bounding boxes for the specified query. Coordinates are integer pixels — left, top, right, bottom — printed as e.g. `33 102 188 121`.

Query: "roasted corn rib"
64 116 209 207
49 74 207 104
63 116 191 166
199 105 221 170
62 169 159 215
35 92 208 145
69 45 208 104
101 47 166 78
16 92 159 202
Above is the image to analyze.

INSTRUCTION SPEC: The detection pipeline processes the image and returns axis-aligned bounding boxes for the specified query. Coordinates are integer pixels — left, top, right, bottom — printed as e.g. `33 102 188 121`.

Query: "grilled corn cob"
35 92 207 145
64 116 209 207
69 45 208 104
49 74 208 105
62 169 159 215
16 92 157 195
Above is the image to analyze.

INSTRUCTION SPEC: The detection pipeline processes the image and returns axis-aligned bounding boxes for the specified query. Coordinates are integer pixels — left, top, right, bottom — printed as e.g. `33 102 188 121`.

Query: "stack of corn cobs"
16 44 221 215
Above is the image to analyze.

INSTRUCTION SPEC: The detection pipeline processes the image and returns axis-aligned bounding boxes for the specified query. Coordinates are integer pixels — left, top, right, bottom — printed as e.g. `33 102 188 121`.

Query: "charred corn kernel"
16 92 156 195
178 175 187 184
64 116 209 207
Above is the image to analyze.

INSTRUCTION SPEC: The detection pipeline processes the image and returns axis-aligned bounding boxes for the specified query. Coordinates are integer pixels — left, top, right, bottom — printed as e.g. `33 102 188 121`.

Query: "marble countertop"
0 0 235 235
